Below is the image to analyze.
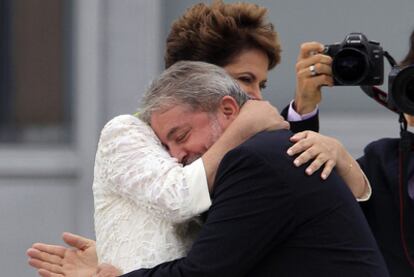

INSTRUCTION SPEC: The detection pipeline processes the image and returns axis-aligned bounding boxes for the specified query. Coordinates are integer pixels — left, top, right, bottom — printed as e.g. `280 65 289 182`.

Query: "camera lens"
390 65 414 115
407 79 414 101
332 48 369 85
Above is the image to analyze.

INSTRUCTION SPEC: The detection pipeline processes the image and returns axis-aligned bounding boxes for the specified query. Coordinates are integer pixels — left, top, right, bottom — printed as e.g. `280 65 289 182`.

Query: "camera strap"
360 85 399 113
398 114 414 269
359 51 400 113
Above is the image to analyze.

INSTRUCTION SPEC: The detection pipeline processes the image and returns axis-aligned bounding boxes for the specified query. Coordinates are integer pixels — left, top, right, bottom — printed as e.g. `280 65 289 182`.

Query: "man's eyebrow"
166 126 180 141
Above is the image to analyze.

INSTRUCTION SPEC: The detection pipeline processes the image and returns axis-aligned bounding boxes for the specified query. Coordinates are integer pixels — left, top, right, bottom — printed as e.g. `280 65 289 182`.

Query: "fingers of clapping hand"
27 247 64 266
298 42 325 59
28 257 63 275
38 268 64 277
62 232 95 250
31 243 66 258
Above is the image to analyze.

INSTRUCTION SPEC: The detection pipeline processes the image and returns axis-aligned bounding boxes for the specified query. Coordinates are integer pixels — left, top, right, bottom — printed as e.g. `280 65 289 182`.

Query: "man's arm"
120 142 296 277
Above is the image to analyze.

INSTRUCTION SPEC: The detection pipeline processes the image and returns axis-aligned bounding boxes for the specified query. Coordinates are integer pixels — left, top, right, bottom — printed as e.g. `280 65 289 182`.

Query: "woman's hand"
287 131 342 179
27 232 98 277
294 42 333 115
287 131 369 200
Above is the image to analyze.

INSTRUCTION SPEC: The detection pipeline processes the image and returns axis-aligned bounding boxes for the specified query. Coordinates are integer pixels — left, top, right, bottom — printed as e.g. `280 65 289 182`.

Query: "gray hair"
139 61 249 124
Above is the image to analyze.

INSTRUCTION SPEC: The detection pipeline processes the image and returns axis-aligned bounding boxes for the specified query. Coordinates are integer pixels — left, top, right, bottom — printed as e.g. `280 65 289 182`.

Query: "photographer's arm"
288 131 370 201
294 42 333 115
281 42 333 133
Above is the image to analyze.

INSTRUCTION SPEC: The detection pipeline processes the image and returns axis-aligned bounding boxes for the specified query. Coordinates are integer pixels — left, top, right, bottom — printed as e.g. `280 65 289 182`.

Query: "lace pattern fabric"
93 115 211 273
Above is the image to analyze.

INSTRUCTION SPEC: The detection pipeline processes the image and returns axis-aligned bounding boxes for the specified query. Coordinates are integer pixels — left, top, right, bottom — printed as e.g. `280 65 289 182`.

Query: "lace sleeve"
94 115 211 223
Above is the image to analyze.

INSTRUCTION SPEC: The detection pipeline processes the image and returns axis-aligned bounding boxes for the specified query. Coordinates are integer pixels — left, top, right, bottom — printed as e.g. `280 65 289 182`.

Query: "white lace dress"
93 115 212 274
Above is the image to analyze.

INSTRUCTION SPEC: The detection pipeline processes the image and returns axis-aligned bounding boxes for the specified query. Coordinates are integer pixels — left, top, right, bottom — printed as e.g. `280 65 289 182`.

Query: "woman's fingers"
292 147 318 167
288 132 339 179
289 131 309 143
304 155 327 175
320 160 336 180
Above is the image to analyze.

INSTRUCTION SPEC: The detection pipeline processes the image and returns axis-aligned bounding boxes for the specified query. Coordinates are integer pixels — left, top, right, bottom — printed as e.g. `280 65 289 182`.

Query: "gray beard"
184 115 223 166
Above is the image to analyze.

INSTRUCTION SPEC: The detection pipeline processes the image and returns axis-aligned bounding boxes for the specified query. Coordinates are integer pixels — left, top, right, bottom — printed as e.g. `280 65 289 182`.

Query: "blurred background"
0 0 412 275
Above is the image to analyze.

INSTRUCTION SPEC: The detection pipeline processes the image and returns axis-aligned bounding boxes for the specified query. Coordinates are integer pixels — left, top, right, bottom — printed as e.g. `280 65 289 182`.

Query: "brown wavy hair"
164 0 281 70
400 28 414 66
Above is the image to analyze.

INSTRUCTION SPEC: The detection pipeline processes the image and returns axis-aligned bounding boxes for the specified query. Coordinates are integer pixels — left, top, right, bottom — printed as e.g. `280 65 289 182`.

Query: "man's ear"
218 96 240 120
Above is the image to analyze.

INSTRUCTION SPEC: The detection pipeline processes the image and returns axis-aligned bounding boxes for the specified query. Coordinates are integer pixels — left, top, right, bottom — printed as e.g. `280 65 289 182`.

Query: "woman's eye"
239 76 252 83
259 82 267 90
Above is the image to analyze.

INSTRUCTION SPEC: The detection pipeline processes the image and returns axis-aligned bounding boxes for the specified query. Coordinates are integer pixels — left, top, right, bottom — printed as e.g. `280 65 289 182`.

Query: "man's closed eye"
176 131 189 144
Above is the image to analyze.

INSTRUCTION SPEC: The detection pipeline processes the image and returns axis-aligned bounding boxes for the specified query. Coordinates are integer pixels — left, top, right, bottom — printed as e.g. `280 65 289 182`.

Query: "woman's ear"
218 96 240 119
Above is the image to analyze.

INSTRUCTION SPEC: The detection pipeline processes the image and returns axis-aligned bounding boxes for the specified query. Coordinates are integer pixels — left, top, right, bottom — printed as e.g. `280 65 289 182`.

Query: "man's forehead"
150 105 193 139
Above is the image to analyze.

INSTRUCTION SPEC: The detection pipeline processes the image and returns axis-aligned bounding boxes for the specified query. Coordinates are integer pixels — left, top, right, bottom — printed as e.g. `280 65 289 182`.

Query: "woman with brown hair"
164 1 331 133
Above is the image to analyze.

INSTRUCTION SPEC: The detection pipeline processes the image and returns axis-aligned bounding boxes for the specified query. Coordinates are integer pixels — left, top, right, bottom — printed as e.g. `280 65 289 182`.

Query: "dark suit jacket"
359 137 414 277
122 130 388 277
281 104 319 133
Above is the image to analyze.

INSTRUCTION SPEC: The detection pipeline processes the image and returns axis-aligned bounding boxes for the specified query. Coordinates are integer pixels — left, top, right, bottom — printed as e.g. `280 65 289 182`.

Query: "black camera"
325 33 384 86
388 65 414 115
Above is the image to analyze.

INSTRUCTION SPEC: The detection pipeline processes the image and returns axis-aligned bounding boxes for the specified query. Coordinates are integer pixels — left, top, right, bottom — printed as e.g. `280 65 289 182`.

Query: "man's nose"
169 145 187 163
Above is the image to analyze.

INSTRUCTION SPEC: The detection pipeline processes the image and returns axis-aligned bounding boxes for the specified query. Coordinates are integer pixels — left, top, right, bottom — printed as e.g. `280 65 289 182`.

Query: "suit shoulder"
363 137 399 162
241 130 294 156
221 130 294 171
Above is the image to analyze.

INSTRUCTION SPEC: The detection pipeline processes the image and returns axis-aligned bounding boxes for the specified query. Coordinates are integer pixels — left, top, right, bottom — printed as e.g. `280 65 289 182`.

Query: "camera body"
388 65 414 115
325 33 384 86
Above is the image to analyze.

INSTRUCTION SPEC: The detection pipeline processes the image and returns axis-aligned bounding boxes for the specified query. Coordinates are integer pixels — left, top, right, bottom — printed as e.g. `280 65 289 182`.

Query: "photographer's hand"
294 42 333 114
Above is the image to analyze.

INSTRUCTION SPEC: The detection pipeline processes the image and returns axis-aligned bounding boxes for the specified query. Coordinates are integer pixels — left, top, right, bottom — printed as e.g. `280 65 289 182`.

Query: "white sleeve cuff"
356 170 372 202
183 158 212 214
287 100 318 122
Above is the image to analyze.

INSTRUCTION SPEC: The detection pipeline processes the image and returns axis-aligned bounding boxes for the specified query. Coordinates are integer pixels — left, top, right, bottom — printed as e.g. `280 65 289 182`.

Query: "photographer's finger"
314 63 332 76
296 54 332 72
321 160 336 180
298 42 325 59
313 74 334 87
